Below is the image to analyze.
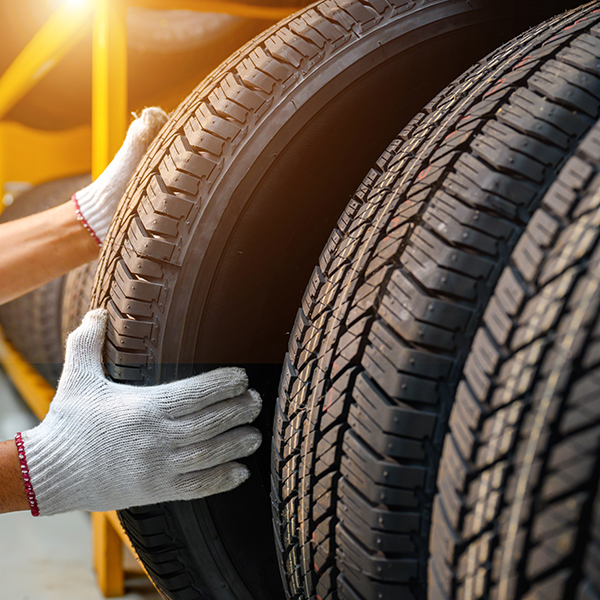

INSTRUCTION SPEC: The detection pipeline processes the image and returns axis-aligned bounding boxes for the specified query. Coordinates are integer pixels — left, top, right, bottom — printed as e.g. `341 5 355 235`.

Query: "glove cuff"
72 193 103 247
19 422 86 517
14 432 40 517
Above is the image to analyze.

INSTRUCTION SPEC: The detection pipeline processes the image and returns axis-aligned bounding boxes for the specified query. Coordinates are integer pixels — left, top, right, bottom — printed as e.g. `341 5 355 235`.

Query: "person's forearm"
0 201 99 305
0 440 30 513
0 109 167 306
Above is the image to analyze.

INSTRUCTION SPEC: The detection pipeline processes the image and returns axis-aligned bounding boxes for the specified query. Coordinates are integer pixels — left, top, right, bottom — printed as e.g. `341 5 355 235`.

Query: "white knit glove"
16 309 262 516
73 107 168 245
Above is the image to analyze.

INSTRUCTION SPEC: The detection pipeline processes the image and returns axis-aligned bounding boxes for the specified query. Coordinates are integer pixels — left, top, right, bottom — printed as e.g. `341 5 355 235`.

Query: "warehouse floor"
0 367 161 600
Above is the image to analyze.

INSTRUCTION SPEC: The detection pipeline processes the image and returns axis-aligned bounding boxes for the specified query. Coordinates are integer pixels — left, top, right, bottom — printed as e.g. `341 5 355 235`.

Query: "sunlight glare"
64 0 90 9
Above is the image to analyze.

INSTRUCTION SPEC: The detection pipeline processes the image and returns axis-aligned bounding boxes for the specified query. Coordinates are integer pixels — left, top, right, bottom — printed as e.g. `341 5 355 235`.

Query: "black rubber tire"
0 175 90 385
87 1 577 598
429 117 600 600
61 260 98 349
273 4 600 600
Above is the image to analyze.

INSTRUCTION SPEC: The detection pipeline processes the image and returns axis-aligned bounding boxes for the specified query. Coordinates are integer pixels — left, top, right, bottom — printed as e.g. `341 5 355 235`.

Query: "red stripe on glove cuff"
15 433 40 517
72 193 102 247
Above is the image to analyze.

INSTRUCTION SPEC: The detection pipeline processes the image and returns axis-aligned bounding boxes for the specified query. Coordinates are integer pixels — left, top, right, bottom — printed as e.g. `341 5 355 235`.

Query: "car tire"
89 0 582 598
273 4 600 599
430 115 600 600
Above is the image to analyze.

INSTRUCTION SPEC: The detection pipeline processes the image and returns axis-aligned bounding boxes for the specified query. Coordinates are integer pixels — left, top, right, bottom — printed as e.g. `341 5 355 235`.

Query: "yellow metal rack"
0 0 303 596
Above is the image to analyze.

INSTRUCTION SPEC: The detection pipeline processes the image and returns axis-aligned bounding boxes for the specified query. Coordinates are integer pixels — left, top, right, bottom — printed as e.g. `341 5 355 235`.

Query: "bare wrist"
0 440 31 514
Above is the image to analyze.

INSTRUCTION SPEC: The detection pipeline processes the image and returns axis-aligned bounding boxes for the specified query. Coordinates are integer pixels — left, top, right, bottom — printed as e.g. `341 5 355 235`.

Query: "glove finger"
112 107 168 176
173 462 251 501
126 107 168 150
169 390 262 445
172 426 262 473
154 367 249 417
60 308 107 382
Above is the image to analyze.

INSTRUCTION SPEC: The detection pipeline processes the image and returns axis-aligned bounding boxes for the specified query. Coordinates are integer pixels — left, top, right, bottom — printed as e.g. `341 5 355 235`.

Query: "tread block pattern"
430 95 600 600
273 5 600 600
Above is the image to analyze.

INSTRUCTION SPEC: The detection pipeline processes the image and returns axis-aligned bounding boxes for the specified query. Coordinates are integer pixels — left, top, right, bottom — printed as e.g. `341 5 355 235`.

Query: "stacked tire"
429 51 600 600
273 3 600 599
61 260 98 348
55 1 600 600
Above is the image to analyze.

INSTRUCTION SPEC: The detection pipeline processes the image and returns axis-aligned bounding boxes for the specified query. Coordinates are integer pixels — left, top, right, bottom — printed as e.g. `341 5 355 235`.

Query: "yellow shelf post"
93 0 128 179
91 1 131 596
93 512 126 597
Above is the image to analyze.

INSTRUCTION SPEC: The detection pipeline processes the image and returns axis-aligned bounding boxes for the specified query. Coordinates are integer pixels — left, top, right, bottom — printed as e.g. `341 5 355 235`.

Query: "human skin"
0 199 99 512
0 200 99 305
0 440 30 512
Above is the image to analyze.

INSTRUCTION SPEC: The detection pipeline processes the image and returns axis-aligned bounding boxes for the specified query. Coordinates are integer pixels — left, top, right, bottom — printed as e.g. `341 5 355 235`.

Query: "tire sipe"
274 3 600 600
89 0 580 598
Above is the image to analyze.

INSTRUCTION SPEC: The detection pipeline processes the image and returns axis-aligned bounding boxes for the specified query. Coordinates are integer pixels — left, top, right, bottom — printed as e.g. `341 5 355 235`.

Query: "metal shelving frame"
0 0 302 595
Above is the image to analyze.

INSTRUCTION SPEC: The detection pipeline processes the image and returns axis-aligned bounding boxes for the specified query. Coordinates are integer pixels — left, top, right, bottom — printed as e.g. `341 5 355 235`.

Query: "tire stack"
81 0 580 600
429 100 600 600
80 1 600 600
274 4 600 600
1 1 589 599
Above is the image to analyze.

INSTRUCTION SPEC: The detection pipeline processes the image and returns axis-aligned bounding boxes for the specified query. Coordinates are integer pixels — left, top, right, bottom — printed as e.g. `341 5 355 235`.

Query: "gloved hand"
16 309 262 516
72 107 168 245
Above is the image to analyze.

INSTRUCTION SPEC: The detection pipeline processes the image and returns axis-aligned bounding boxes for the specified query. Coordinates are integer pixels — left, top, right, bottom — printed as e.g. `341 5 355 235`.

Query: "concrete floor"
0 368 161 600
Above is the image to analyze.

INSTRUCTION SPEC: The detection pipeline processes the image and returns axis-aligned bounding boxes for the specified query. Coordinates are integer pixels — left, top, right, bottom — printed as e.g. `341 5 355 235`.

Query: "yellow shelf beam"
0 329 54 421
0 123 91 205
0 2 93 122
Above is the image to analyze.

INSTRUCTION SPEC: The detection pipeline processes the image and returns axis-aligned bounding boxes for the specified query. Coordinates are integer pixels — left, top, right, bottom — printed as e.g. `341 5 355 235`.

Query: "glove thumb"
61 308 108 383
